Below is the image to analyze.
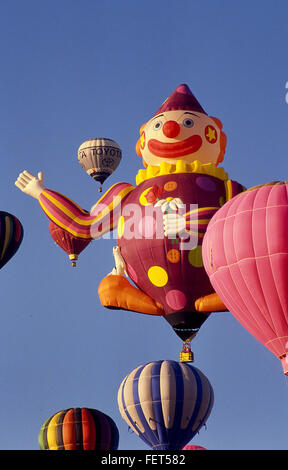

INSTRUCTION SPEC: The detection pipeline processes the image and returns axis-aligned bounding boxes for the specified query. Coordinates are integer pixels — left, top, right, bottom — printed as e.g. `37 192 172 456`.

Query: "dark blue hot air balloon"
117 360 214 450
0 211 23 269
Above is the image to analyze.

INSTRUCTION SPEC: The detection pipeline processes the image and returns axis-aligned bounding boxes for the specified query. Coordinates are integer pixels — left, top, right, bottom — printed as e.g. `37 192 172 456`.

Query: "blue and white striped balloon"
117 360 214 450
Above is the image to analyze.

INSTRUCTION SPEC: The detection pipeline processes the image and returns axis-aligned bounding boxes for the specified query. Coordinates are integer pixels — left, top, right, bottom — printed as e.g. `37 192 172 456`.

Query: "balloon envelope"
203 183 288 374
78 138 122 189
38 407 119 450
0 211 23 269
182 444 206 450
117 360 214 450
117 171 223 342
49 221 91 266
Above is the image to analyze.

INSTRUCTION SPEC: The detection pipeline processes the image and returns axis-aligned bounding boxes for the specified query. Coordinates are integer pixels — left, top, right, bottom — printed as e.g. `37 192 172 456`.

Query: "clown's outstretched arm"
15 170 134 239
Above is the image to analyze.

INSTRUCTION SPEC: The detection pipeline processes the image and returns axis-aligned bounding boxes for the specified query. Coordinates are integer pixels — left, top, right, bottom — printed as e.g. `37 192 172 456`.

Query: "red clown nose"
162 120 180 138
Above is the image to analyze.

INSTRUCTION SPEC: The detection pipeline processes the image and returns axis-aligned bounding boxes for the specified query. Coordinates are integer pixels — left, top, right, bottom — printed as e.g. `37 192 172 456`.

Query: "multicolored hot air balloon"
117 360 214 450
78 138 122 192
0 211 23 269
202 182 288 375
15 84 245 355
38 407 119 450
49 221 92 266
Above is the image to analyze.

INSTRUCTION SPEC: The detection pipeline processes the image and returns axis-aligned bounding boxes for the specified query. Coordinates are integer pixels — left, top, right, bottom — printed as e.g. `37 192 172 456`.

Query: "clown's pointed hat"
154 84 207 116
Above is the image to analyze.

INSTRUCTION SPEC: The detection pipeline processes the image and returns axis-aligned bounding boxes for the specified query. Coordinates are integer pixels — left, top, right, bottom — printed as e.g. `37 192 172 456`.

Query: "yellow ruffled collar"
136 160 228 185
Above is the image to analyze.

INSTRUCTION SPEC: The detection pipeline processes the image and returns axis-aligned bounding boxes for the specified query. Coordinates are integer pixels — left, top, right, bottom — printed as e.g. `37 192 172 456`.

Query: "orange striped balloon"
38 408 119 450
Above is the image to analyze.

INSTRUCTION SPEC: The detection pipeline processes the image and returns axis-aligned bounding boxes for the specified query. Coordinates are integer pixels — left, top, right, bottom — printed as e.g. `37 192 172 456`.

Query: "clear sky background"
0 0 288 450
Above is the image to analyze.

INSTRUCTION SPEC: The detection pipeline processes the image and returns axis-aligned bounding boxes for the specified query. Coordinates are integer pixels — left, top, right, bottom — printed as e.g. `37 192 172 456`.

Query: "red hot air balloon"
49 221 92 267
202 182 288 374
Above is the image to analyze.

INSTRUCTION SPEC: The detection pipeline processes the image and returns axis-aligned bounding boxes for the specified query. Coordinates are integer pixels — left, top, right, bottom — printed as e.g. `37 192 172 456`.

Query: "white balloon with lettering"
78 138 122 189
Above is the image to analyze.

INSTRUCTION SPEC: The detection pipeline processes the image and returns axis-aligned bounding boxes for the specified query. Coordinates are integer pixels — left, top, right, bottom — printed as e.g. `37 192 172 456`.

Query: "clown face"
139 110 222 167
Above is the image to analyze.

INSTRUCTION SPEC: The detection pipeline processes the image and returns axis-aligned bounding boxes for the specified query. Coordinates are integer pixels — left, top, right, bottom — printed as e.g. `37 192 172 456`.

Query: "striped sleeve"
38 182 134 239
185 206 219 239
184 179 245 239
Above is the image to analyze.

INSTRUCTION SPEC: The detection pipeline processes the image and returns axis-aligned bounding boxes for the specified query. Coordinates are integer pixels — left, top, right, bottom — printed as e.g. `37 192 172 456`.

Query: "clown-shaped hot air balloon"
15 84 245 357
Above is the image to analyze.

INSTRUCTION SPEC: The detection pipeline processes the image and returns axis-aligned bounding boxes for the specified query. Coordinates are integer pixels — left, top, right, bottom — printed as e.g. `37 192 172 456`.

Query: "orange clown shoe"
98 274 164 315
195 292 228 312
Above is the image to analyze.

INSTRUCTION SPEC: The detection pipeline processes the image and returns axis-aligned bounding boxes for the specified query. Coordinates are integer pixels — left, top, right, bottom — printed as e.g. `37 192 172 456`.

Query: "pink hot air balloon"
182 445 206 450
202 182 288 374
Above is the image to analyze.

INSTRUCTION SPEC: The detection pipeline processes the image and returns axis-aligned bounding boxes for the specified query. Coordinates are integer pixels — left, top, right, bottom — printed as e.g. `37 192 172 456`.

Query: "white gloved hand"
15 170 45 199
154 198 186 237
163 212 187 238
154 197 184 213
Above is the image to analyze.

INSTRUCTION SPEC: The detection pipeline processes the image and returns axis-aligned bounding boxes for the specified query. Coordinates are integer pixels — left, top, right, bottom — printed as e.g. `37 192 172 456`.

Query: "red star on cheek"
205 125 217 144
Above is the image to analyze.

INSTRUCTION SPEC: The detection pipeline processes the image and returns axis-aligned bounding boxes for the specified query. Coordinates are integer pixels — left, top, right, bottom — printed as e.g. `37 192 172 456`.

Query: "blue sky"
1 0 288 450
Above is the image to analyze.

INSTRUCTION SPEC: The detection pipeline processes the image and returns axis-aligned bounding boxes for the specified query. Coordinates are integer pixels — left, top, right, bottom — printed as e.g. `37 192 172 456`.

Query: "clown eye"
153 120 163 130
183 118 194 128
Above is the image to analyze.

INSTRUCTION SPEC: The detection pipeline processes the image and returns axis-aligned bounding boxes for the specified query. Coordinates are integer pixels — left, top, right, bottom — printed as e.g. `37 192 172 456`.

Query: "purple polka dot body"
118 172 242 316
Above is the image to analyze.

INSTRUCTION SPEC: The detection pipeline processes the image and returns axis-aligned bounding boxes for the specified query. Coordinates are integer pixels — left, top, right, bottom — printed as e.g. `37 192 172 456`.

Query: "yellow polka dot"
148 266 168 287
139 187 154 206
188 246 203 267
117 216 125 238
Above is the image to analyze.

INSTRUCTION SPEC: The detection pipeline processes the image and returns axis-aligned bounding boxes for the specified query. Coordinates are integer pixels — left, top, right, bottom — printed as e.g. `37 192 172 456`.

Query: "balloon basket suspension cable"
180 340 194 363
